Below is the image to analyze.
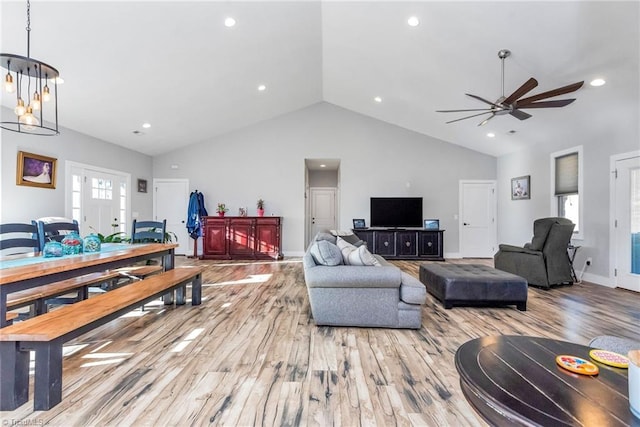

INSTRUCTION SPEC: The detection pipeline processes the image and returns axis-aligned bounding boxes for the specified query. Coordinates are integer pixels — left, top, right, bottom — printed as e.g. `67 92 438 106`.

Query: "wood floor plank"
2 257 639 426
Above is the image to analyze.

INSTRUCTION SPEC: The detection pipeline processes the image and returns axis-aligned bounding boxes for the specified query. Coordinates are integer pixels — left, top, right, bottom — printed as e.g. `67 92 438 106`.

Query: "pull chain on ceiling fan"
436 49 584 126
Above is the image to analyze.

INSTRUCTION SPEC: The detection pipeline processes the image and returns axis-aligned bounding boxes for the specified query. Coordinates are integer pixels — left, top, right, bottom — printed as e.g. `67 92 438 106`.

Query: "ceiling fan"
437 49 584 126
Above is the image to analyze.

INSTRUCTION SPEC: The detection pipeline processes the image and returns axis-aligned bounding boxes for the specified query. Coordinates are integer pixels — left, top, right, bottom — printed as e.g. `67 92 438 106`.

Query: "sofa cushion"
330 230 365 247
309 240 343 266
315 232 337 244
336 237 380 266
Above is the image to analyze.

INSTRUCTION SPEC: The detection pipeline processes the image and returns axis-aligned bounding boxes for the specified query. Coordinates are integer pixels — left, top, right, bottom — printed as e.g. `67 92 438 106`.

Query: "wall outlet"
586 257 592 266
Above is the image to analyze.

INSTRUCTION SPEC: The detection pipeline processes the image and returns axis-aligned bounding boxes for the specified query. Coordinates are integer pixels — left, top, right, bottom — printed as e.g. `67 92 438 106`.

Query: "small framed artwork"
511 175 531 200
137 179 148 193
424 219 439 230
353 218 366 229
16 151 57 189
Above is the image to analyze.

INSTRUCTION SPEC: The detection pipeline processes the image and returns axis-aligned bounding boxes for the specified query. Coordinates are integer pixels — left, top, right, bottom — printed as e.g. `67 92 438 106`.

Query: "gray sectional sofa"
302 232 426 329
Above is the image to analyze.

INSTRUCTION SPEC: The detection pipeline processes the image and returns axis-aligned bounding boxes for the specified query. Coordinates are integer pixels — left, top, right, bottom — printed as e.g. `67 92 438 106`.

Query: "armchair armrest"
498 244 541 256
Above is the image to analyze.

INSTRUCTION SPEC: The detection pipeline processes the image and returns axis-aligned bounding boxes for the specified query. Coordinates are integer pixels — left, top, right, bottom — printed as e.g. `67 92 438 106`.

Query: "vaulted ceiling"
1 1 638 157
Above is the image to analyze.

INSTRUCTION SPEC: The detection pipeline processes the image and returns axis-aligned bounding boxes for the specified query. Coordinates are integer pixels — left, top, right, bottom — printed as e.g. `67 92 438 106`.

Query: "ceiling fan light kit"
1 0 60 136
437 49 584 127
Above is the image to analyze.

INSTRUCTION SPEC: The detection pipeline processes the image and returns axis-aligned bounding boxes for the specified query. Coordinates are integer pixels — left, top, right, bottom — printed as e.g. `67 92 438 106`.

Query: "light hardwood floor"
2 257 639 426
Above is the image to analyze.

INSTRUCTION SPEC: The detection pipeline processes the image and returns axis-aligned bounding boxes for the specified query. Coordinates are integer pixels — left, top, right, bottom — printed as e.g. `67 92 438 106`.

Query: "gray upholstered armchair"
494 217 575 288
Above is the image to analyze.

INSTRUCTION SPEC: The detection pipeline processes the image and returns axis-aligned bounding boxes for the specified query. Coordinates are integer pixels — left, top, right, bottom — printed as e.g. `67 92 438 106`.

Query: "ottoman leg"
444 302 453 309
517 302 527 311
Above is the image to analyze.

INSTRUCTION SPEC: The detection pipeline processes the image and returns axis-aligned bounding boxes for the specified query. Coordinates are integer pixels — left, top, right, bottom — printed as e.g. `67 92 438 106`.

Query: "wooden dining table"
0 243 177 327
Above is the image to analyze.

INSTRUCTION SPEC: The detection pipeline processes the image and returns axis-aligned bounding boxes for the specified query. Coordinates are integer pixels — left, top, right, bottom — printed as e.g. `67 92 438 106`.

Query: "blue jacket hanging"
187 191 201 239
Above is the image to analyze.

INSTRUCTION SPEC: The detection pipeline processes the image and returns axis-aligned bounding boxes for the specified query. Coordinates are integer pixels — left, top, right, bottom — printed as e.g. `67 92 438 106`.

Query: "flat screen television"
370 197 423 228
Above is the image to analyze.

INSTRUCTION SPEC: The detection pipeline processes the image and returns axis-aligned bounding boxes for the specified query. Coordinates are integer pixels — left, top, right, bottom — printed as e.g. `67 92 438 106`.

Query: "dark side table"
455 335 635 426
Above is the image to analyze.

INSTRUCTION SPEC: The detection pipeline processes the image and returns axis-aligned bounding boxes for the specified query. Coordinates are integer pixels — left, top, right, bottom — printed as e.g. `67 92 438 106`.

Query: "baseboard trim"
445 252 462 259
580 272 614 288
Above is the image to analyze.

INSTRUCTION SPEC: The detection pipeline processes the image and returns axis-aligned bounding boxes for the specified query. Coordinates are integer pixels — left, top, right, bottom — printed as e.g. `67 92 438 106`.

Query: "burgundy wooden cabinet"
201 216 282 260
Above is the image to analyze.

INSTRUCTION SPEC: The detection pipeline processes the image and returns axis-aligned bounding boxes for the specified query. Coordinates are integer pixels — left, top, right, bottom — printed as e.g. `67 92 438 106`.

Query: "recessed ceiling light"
374 96 382 103
320 164 326 168
257 84 266 91
590 78 606 87
224 17 236 27
487 132 495 138
407 16 420 27
142 123 151 129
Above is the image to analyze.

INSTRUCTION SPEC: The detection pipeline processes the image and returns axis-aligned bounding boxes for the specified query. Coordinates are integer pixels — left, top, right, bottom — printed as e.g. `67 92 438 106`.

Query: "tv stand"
353 228 444 261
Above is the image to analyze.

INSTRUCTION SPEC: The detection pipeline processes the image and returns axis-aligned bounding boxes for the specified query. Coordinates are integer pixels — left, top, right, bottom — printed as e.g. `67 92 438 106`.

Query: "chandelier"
1 0 59 136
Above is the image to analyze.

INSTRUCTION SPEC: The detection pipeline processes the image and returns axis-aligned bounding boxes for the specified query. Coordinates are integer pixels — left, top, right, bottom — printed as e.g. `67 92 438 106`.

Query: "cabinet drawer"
375 232 396 256
419 232 441 256
397 232 418 256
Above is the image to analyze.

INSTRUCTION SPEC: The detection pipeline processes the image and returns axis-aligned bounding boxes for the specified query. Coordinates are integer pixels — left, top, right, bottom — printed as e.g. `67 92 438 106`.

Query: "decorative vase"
83 233 101 253
43 241 63 257
61 232 83 255
257 209 264 217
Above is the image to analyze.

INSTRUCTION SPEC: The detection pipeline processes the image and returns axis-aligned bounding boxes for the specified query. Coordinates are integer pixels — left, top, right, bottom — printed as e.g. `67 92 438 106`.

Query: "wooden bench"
0 266 203 411
7 271 121 316
115 264 163 280
6 312 18 324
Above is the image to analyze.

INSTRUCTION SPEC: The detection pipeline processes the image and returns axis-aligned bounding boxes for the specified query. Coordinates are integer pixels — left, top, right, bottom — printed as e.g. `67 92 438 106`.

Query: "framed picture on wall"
16 151 57 189
137 179 148 193
511 175 531 200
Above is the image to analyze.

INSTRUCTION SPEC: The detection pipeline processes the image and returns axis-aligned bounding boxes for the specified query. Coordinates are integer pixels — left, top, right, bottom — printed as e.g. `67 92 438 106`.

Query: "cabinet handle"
405 241 411 247
384 241 389 247
427 242 433 247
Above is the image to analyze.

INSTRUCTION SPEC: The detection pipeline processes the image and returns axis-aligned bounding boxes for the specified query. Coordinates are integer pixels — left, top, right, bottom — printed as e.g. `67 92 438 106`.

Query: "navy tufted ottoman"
419 264 527 310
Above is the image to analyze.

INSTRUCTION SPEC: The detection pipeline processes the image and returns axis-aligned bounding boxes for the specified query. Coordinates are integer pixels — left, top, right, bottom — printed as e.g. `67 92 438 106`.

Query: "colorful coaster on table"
589 349 629 368
556 355 599 375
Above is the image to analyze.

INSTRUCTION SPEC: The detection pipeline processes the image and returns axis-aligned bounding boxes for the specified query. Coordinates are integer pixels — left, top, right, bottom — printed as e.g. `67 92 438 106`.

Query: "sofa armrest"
304 264 401 289
400 272 426 305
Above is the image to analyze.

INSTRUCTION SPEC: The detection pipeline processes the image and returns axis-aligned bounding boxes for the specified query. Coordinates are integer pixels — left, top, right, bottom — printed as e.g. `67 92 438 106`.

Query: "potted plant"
217 203 228 217
257 198 265 217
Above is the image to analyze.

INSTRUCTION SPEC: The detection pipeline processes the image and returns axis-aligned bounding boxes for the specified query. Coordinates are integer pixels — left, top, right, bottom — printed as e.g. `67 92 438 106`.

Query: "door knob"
463 222 470 226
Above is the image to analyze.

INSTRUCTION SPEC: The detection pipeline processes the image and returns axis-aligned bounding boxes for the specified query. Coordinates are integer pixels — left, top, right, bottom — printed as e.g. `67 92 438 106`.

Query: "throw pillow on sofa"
330 230 365 247
309 240 343 266
336 237 380 266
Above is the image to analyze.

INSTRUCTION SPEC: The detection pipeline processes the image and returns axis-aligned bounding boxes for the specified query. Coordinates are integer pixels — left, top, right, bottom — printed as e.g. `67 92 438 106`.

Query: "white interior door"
154 179 190 255
310 188 336 242
460 181 497 258
82 169 126 236
614 156 640 291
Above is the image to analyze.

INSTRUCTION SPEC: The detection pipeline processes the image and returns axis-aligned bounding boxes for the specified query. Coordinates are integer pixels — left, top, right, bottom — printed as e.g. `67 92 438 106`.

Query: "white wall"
0 107 153 226
153 102 496 255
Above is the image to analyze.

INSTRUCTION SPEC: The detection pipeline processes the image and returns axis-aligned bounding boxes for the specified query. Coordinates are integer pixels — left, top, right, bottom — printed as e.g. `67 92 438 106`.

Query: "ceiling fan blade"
478 113 496 127
517 81 584 105
436 108 494 113
465 93 501 108
509 109 532 120
445 111 494 124
516 99 576 109
503 78 538 105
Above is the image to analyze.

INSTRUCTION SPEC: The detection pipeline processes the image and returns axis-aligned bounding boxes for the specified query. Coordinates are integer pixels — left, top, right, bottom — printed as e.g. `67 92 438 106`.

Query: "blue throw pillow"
309 240 343 266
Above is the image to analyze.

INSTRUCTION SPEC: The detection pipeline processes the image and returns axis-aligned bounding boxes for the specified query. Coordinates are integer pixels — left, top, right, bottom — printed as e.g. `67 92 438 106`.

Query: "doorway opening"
304 159 340 247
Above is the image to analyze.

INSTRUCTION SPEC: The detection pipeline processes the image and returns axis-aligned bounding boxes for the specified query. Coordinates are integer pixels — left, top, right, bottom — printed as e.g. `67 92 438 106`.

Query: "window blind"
555 152 579 195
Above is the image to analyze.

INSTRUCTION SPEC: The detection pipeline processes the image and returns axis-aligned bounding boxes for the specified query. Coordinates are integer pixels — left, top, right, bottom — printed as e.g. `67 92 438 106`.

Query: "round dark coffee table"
455 335 635 426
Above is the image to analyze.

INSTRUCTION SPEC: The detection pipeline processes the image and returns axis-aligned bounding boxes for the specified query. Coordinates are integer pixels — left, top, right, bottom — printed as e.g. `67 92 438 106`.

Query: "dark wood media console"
201 216 282 260
353 228 445 261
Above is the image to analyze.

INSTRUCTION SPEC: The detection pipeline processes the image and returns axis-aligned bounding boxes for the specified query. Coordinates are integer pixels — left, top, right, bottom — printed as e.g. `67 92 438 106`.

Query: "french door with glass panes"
68 163 130 238
614 155 640 292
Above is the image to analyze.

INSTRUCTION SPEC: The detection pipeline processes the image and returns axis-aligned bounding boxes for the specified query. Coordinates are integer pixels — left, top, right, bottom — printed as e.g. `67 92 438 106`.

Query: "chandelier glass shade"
1 1 59 136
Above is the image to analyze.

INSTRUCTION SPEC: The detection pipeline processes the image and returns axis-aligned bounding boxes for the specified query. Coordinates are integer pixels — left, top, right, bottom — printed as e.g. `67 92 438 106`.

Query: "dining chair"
131 219 166 243
0 222 40 255
36 218 80 250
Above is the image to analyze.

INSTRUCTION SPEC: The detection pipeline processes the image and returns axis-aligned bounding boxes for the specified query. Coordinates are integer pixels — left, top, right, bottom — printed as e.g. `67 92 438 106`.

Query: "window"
551 146 583 239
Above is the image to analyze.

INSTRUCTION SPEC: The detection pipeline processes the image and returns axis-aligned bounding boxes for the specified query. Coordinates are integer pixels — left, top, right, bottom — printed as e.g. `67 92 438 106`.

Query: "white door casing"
154 179 190 255
310 188 336 241
612 154 640 292
66 161 130 237
459 180 497 258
